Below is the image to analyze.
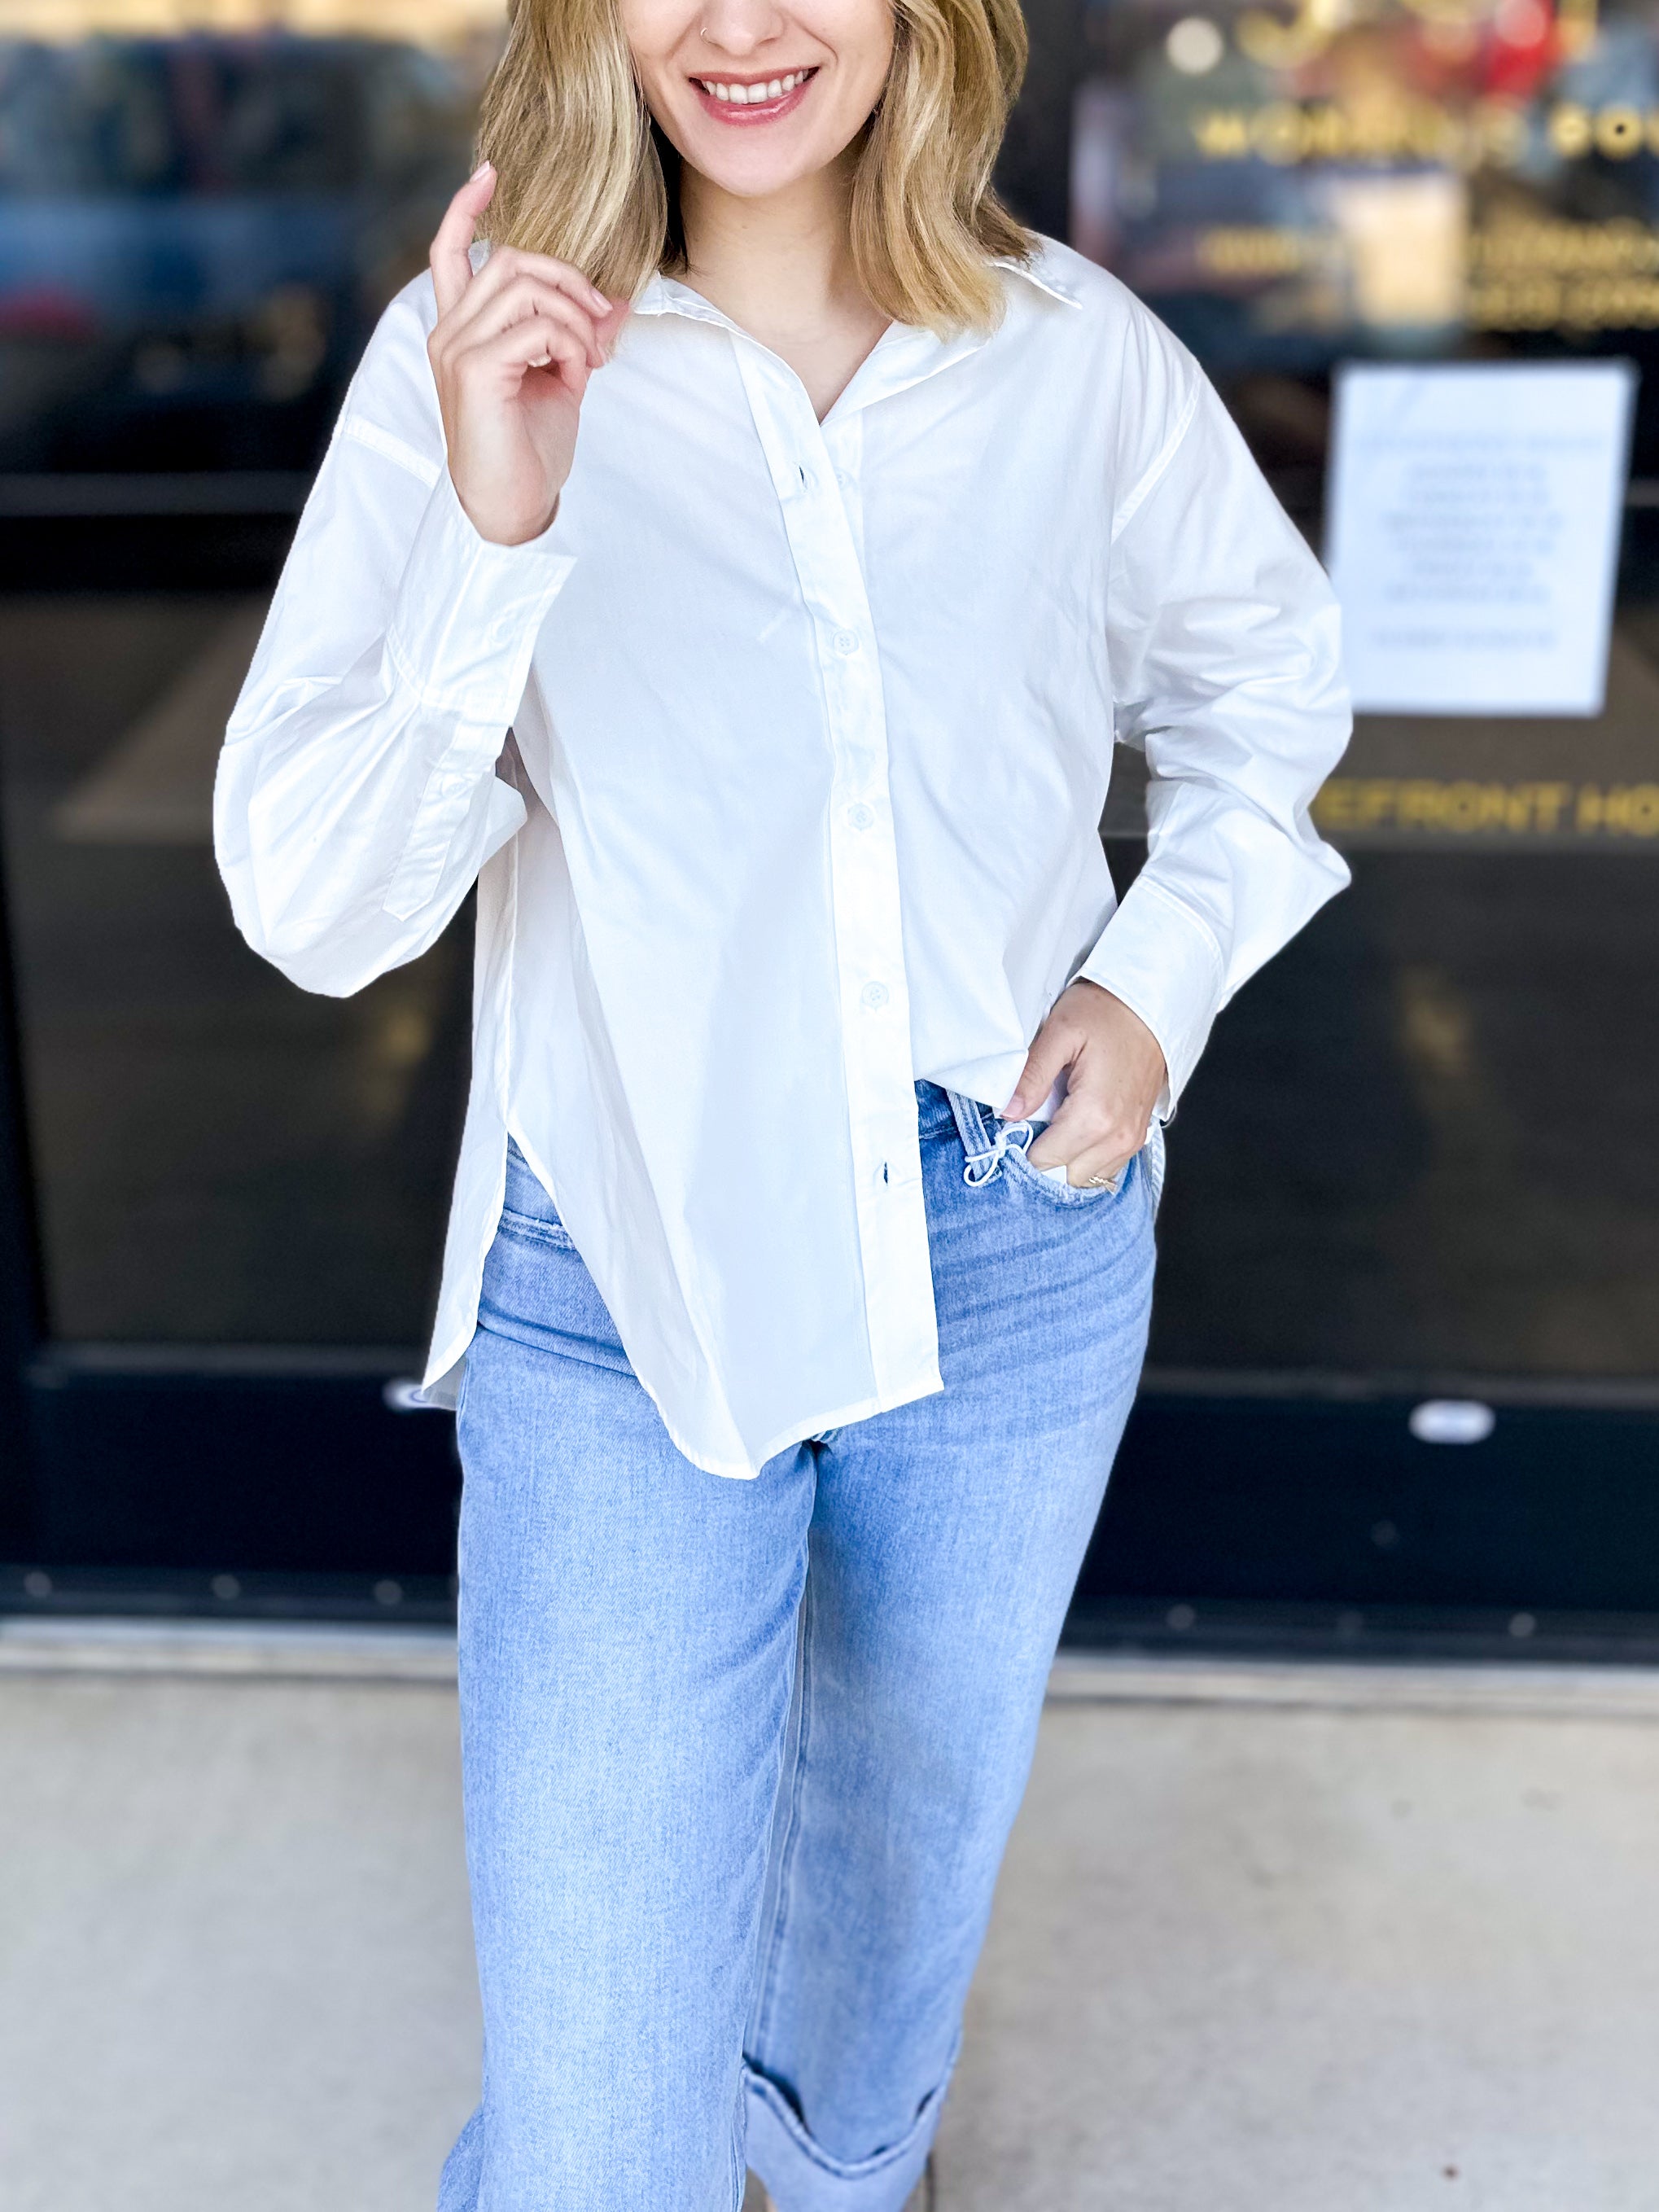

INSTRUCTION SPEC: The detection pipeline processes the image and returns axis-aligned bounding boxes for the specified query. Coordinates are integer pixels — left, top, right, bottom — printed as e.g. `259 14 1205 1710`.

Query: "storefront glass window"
0 0 495 1346
1070 0 1659 1382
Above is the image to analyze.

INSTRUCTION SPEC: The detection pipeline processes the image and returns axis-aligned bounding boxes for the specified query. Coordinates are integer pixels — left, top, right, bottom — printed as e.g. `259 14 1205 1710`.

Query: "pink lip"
690 68 817 125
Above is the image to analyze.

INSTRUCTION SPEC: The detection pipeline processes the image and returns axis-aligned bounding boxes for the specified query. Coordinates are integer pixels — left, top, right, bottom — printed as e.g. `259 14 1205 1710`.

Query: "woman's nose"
693 0 790 59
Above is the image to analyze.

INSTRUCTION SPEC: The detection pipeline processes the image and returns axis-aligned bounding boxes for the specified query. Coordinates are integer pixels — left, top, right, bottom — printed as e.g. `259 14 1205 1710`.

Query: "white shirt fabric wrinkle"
213 234 1352 1478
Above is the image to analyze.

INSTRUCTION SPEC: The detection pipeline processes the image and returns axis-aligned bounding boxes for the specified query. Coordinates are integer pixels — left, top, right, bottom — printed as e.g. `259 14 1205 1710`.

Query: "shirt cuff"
1073 874 1228 1120
386 468 575 724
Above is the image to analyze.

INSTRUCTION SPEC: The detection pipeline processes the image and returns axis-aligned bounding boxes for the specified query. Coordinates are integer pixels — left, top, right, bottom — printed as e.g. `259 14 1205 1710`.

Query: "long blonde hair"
475 0 1034 334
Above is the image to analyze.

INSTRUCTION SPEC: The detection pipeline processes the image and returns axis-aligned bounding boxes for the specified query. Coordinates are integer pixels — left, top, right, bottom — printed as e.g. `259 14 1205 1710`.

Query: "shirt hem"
419 1316 947 1481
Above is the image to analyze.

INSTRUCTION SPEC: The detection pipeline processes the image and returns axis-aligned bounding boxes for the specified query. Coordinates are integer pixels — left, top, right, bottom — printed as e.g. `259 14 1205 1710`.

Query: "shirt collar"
629 243 1079 418
632 239 1083 327
993 244 1084 310
630 271 727 323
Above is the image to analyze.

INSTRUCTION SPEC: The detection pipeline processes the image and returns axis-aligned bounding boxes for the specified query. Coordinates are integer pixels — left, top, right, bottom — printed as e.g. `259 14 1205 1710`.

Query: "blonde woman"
215 0 1350 2195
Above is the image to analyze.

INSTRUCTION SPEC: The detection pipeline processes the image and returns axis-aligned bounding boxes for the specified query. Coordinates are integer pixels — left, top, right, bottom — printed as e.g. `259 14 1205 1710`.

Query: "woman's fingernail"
471 159 493 180
1005 1093 1025 1119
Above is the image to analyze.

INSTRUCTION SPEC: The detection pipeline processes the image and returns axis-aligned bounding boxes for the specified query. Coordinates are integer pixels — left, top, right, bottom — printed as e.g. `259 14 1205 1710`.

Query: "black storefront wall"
9 1299 1659 1658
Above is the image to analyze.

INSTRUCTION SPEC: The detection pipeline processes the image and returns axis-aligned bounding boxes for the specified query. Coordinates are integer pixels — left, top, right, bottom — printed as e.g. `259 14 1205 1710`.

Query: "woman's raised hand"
427 164 628 546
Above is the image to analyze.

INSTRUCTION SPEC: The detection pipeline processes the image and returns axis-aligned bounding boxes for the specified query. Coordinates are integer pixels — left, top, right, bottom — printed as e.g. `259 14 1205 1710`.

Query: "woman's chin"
677 138 831 200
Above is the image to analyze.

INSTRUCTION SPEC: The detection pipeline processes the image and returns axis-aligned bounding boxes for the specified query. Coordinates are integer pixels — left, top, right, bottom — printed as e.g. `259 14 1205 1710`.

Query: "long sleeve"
1078 362 1352 1112
213 281 575 997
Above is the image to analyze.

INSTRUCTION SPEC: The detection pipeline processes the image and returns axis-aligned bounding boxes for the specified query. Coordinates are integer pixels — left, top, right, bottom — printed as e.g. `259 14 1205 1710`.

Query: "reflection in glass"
0 0 500 1347
0 15 486 471
1069 0 1659 1383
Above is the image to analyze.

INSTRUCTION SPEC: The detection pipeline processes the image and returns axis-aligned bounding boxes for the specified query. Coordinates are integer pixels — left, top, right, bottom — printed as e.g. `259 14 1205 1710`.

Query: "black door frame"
0 484 462 1626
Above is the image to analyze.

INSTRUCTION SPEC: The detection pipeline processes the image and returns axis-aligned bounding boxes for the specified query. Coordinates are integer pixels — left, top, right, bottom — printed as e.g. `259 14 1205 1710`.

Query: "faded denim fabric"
439 1080 1155 2212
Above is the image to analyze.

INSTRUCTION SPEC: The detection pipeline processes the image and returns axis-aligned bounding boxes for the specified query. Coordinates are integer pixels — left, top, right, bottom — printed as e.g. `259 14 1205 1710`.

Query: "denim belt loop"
947 1088 1034 1187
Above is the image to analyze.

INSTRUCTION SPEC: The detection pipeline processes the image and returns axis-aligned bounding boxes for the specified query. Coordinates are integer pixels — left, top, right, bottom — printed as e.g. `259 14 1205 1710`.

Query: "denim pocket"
1000 1135 1133 1207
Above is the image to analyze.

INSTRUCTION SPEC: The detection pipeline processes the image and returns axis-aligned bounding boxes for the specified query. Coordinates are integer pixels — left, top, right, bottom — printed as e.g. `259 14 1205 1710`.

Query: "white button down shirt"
215 237 1350 1477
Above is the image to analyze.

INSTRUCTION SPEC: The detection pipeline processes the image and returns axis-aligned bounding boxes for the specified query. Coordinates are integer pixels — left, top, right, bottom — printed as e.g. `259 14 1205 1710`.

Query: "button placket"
729 344 939 1405
825 414 865 568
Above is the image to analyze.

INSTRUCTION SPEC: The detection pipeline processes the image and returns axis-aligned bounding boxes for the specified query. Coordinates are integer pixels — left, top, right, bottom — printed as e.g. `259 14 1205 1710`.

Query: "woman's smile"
621 0 888 201
691 64 820 123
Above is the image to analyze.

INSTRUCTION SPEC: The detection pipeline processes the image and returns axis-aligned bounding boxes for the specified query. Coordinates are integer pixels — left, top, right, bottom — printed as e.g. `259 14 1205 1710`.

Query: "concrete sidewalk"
2 1620 1657 2210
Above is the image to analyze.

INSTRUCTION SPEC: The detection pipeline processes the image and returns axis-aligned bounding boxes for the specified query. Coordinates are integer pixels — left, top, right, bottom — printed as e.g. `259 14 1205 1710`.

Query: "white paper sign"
1327 361 1635 716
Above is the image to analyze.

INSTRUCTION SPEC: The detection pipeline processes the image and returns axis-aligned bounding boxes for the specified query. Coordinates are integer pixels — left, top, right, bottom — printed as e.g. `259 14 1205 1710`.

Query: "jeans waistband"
913 1080 1044 1185
945 1086 1040 1185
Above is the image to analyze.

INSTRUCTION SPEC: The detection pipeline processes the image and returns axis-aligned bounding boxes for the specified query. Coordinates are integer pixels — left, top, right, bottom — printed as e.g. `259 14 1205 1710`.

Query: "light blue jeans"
440 1081 1156 2212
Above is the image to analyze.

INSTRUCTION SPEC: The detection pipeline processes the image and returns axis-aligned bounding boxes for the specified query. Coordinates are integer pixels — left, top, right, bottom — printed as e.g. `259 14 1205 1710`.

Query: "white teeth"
699 68 810 103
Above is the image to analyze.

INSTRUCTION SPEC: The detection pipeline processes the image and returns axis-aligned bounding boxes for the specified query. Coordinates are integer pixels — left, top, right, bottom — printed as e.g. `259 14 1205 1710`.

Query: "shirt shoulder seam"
339 414 443 488
1110 379 1201 545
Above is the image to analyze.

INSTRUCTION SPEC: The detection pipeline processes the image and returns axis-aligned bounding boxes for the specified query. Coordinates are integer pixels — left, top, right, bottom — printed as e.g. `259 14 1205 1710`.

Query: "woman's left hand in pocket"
1005 982 1167 1189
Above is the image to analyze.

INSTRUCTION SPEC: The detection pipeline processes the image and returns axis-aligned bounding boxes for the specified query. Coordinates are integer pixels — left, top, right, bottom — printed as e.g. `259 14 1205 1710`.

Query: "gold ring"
1083 1172 1113 1188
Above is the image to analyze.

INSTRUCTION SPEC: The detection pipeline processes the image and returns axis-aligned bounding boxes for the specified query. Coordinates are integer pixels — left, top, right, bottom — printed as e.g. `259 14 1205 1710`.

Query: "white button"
847 802 875 830
835 468 854 490
860 981 889 1010
832 629 860 656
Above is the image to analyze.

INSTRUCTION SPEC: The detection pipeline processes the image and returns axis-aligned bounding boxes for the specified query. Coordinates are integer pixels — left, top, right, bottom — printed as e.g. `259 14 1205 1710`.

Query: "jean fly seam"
729 2078 746 2212
750 1561 816 2059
